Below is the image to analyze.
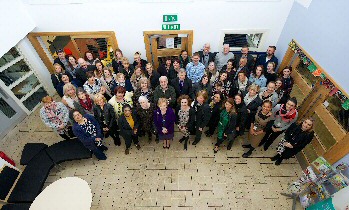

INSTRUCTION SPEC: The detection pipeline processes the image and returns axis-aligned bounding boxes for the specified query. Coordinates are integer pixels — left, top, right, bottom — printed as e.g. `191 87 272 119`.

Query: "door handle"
0 86 8 99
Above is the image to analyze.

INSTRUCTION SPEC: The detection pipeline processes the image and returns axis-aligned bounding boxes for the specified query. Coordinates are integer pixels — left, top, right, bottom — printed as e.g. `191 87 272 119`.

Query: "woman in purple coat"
154 98 176 149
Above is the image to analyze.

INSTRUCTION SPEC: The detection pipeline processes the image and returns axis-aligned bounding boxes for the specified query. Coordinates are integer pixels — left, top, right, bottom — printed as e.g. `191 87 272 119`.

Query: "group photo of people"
40 43 315 165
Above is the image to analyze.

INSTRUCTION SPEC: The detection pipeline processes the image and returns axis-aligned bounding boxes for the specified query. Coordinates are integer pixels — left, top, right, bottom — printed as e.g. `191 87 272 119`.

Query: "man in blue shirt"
186 53 205 84
255 46 279 71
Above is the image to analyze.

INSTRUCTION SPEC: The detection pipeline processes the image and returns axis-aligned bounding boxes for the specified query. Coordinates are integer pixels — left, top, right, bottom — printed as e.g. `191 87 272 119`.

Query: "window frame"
219 29 268 52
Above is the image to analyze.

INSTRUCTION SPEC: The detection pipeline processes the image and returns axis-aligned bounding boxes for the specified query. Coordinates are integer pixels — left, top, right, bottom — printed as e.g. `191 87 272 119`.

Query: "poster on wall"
166 38 174 48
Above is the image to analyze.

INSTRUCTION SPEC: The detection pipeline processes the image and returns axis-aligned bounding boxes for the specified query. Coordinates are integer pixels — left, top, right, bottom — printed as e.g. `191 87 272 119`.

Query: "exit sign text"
162 24 180 30
163 15 178 22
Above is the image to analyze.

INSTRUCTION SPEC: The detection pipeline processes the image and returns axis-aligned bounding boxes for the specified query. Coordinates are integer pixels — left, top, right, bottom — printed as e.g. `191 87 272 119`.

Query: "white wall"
276 0 349 93
22 0 294 60
0 0 35 57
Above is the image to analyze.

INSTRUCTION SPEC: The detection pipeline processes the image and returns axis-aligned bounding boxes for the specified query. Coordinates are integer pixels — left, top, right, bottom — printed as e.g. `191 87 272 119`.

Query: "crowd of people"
40 44 315 165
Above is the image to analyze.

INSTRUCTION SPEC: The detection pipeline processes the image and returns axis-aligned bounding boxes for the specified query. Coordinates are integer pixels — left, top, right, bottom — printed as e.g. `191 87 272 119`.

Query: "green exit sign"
163 14 178 22
162 24 180 30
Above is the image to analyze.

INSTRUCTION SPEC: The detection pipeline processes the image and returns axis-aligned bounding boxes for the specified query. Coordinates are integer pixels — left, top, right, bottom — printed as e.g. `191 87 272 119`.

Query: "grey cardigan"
259 87 279 107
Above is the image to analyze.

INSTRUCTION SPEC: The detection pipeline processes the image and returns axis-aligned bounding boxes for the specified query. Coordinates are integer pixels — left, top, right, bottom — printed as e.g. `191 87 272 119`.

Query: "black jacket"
158 65 177 81
119 66 134 80
229 79 251 97
198 51 215 66
75 65 96 84
224 113 237 135
234 54 255 74
145 70 160 90
170 77 193 99
112 60 123 74
118 113 139 140
281 123 314 159
93 103 117 129
132 59 148 71
255 54 279 70
53 57 68 70
235 103 248 135
192 102 212 128
193 82 212 98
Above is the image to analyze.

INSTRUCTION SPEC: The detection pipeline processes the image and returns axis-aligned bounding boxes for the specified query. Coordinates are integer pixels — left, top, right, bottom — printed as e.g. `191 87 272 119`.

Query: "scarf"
44 102 64 127
277 104 297 122
244 93 257 106
79 95 93 111
238 79 248 92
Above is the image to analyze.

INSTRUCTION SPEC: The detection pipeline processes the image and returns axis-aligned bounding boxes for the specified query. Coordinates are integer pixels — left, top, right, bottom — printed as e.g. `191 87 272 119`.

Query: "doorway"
0 86 26 139
143 30 193 70
27 32 119 73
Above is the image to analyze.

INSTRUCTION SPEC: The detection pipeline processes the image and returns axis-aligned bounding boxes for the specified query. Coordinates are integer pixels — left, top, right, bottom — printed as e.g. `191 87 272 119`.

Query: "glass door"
0 86 26 139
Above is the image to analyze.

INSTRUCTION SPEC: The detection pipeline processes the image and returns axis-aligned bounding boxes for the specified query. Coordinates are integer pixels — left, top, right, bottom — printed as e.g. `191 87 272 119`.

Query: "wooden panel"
311 135 326 156
279 47 294 71
314 106 346 141
157 49 182 57
151 38 158 69
27 34 55 74
292 68 311 95
143 33 152 63
296 151 310 169
181 37 188 50
303 143 319 163
324 133 349 164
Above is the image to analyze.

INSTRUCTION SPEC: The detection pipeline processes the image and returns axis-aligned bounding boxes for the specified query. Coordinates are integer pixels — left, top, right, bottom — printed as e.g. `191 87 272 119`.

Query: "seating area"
1 140 91 209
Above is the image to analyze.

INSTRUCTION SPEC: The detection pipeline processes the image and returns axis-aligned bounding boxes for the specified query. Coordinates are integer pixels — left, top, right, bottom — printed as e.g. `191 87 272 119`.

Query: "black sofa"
2 140 92 209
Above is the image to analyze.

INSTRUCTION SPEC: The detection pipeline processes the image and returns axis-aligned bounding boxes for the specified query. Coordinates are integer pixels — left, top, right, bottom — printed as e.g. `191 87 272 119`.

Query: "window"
0 47 48 114
221 30 266 51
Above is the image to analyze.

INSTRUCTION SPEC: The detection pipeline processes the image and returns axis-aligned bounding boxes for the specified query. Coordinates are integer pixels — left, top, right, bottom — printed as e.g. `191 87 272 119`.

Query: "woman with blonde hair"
272 117 315 165
154 98 176 149
132 77 153 105
62 83 79 110
40 96 72 140
244 84 263 129
206 61 219 86
130 67 146 91
191 90 212 145
133 51 148 70
93 93 121 146
115 72 133 92
119 57 134 80
51 63 73 97
145 63 160 89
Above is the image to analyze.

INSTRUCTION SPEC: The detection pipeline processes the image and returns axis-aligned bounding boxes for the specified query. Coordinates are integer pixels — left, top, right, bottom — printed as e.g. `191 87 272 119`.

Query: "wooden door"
280 40 349 167
143 30 193 69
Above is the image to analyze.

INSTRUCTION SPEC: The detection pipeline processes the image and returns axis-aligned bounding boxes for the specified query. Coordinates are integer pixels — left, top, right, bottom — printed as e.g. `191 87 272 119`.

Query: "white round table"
30 177 92 210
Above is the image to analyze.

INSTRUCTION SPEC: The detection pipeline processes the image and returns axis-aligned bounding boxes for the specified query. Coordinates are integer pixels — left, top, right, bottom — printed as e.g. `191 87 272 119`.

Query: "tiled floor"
1 108 304 209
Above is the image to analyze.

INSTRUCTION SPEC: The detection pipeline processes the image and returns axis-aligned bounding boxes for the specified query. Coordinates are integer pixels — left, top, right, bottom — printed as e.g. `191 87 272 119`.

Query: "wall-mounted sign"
163 14 178 22
162 24 180 30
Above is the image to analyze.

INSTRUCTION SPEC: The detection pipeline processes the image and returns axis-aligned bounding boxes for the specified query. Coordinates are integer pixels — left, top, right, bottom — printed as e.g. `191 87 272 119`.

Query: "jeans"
92 147 107 160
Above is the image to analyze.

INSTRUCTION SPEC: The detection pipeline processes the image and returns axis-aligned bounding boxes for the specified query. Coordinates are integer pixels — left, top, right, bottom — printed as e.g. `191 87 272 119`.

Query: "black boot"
227 140 234 150
242 144 252 148
275 157 283 165
179 136 186 143
271 154 281 161
242 147 254 158
192 140 200 145
148 132 152 143
183 136 189 150
114 137 121 146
